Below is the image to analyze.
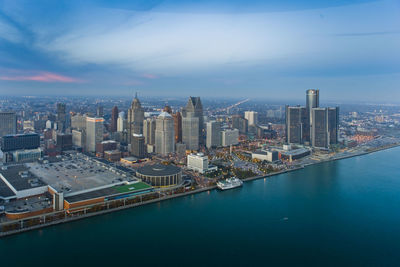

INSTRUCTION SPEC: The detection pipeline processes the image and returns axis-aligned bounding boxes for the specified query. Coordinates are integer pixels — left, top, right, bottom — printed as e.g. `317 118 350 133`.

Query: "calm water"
1 147 400 266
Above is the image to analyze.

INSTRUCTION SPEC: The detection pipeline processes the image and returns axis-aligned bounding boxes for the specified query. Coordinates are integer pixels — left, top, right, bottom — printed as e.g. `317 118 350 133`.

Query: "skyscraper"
56 103 66 132
244 111 258 126
306 89 319 141
311 107 339 148
110 106 119 132
182 112 199 150
182 97 203 147
131 134 146 158
0 112 17 137
232 115 248 134
117 112 126 132
155 112 175 155
85 117 104 152
285 106 308 144
143 117 156 145
173 111 182 143
206 121 221 149
127 93 144 143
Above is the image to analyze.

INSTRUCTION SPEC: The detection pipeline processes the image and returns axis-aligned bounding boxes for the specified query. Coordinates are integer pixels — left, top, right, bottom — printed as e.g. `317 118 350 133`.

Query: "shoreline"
1 143 399 238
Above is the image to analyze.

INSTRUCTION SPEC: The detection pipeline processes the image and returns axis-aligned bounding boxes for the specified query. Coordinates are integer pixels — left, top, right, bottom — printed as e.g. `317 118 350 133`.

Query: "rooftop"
137 164 181 177
0 165 46 191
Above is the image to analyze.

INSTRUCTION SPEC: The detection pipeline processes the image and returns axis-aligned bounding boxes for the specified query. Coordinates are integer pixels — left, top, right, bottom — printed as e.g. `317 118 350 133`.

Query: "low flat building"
252 150 279 162
280 148 311 162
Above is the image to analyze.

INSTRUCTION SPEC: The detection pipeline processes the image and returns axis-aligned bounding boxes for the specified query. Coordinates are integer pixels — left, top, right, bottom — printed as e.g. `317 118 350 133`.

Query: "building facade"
85 117 104 152
221 129 239 147
0 112 17 137
155 112 175 155
206 121 221 149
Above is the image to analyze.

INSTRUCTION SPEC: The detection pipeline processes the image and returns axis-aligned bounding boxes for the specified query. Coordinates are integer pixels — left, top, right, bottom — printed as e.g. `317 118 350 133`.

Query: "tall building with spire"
127 93 144 143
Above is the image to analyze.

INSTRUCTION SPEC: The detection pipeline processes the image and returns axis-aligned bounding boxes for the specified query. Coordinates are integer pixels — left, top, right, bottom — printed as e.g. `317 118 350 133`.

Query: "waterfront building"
155 112 175 155
110 106 119 132
85 117 104 152
311 107 339 148
306 89 319 141
143 117 156 145
56 103 66 132
0 112 17 137
285 106 308 144
251 150 279 162
206 121 221 149
244 111 258 126
127 93 144 143
136 164 182 187
187 153 209 174
221 129 239 147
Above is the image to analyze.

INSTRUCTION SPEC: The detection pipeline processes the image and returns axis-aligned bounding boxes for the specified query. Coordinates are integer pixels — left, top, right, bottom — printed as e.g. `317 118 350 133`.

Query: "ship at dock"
217 177 243 190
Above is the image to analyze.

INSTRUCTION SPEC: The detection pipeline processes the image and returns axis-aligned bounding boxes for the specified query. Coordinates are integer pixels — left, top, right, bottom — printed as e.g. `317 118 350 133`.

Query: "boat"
217 177 243 190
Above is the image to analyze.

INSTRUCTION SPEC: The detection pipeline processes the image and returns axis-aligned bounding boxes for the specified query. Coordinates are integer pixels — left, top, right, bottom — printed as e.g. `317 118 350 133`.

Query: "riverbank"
1 143 399 238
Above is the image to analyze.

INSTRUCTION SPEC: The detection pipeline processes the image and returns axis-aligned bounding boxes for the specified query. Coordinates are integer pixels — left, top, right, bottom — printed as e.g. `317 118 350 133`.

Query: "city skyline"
0 0 399 102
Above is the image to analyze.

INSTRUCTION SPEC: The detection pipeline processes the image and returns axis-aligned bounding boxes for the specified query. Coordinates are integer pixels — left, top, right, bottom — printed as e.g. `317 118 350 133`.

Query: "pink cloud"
141 73 158 79
0 71 82 83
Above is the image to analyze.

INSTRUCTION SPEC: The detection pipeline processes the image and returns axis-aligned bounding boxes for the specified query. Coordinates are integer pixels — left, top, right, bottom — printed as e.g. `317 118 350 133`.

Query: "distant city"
0 89 399 237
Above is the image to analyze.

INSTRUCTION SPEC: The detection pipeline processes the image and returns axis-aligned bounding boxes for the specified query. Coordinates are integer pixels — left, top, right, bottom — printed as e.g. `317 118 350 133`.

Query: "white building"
221 129 239 147
117 112 126 132
245 111 258 126
155 112 175 155
187 153 209 174
86 117 104 152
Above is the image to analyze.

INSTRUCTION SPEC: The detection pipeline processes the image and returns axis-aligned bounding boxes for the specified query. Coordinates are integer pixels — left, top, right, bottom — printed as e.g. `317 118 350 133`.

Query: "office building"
173 111 182 143
187 153 209 174
232 115 248 134
182 97 203 146
71 113 86 130
72 129 85 148
251 150 279 162
143 117 156 145
117 112 126 132
285 106 308 144
110 106 119 132
306 89 319 141
131 134 146 158
0 112 17 137
56 103 66 132
127 93 144 143
85 117 104 152
56 133 73 151
206 121 221 149
1 133 40 152
155 112 175 155
311 107 339 148
221 129 239 147
244 111 258 126
96 105 104 117
182 112 199 150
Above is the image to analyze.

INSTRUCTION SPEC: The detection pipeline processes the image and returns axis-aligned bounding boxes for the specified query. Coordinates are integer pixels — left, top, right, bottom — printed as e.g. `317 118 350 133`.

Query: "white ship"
217 177 243 190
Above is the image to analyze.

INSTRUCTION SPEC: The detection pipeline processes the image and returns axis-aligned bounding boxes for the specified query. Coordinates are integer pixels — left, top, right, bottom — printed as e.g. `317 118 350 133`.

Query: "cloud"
0 71 82 83
141 73 158 79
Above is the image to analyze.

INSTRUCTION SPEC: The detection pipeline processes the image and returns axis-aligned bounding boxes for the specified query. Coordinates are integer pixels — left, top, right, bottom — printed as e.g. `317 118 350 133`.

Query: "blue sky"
0 0 399 102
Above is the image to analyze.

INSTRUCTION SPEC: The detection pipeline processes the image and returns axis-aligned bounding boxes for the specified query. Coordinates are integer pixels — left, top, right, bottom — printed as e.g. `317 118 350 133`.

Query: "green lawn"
114 182 152 193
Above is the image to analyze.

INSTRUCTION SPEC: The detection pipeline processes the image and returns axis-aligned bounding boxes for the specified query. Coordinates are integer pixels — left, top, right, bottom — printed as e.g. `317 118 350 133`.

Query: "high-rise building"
173 111 182 143
127 93 144 143
143 117 156 145
182 112 199 150
285 106 308 144
221 129 239 147
311 107 339 148
110 106 119 132
85 117 104 152
163 105 172 114
232 115 248 134
96 105 104 117
56 103 66 132
117 112 126 132
306 89 319 141
1 133 40 152
206 121 221 149
131 134 146 158
182 97 203 146
155 112 175 155
0 112 17 137
187 153 209 174
244 111 258 126
71 113 86 130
